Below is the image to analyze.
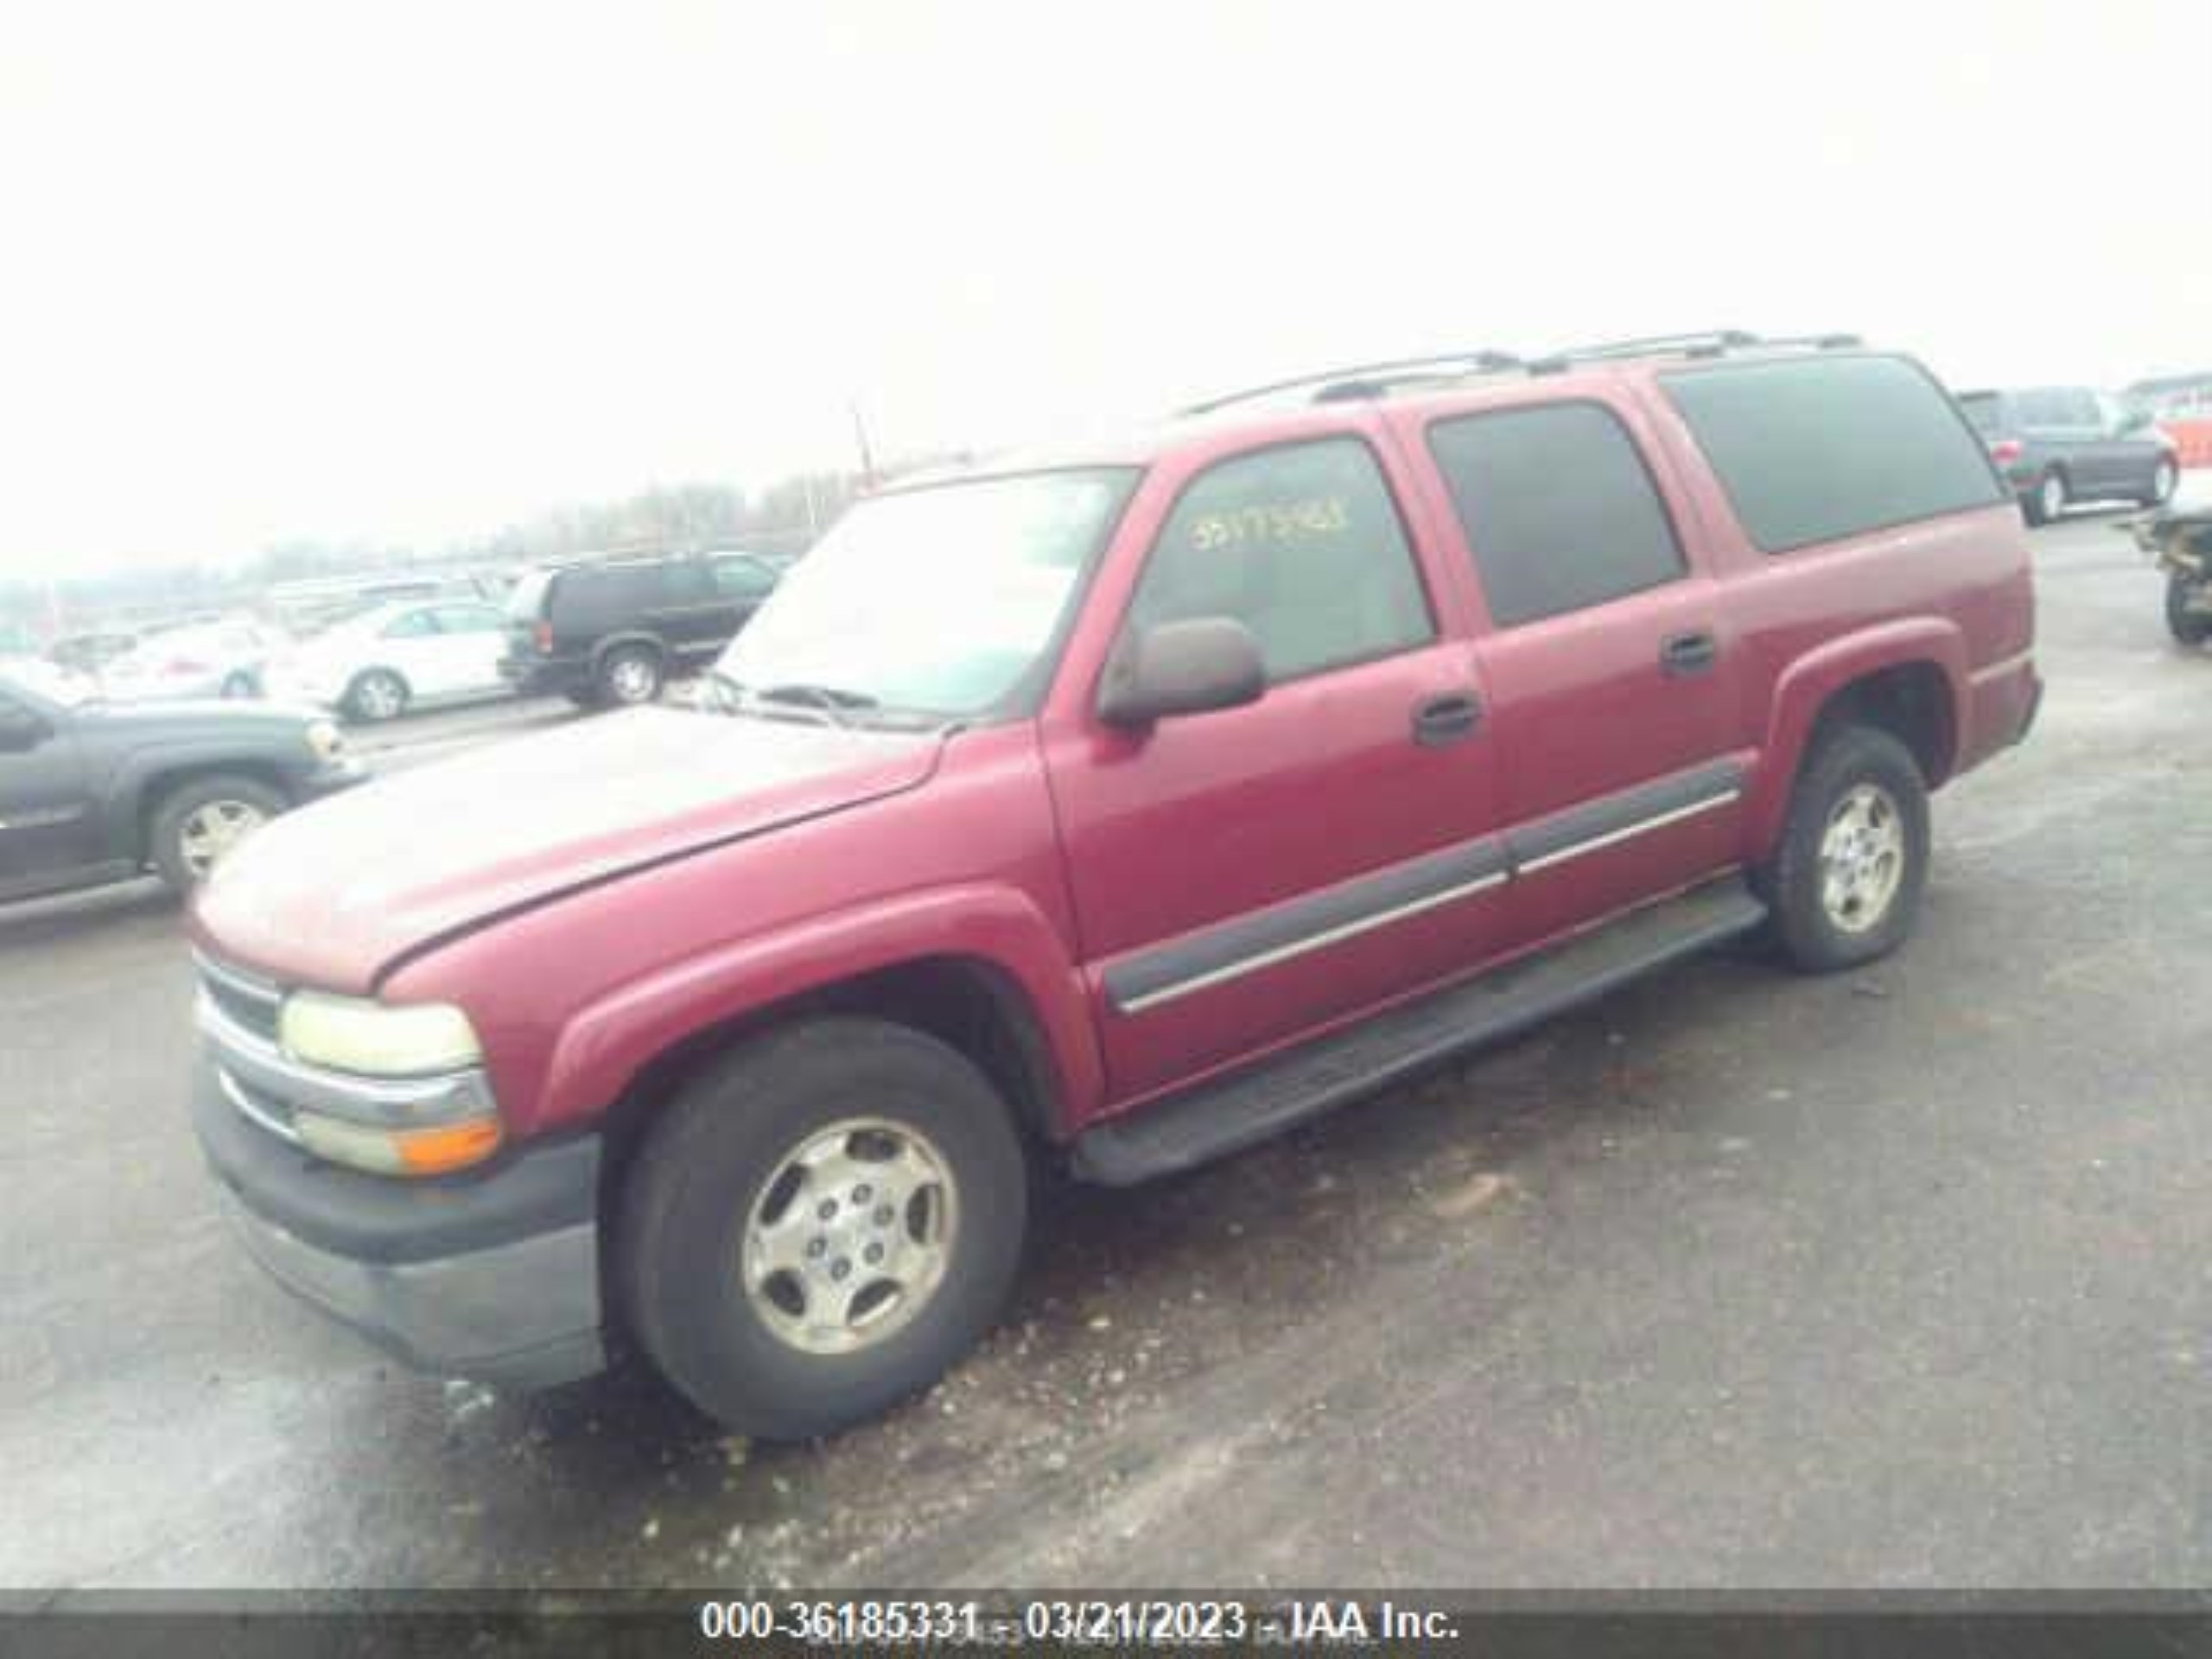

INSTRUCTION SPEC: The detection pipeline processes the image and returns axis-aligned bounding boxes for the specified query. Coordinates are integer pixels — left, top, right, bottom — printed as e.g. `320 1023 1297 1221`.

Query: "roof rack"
1526 330 1862 375
1179 350 1523 416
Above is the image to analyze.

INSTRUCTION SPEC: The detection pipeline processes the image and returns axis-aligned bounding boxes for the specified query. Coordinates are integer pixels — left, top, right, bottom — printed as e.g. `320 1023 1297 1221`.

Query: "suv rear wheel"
596 645 664 707
344 669 410 723
1762 724 1929 973
2024 467 2067 527
149 773 286 891
616 1018 1029 1440
2145 459 2178 508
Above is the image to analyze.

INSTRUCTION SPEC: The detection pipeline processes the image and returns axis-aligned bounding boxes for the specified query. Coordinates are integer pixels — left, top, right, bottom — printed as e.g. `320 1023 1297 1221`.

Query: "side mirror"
1098 617 1266 728
2118 409 2153 435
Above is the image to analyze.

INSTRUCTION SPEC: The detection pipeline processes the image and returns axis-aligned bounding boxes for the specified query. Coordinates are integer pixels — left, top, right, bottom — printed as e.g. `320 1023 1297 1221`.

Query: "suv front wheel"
344 669 410 723
149 773 287 891
616 1018 1029 1440
1762 724 1930 974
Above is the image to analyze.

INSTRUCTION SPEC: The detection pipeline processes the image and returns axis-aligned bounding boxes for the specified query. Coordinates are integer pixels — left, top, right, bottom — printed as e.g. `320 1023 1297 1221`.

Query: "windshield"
714 467 1136 718
3 658 99 707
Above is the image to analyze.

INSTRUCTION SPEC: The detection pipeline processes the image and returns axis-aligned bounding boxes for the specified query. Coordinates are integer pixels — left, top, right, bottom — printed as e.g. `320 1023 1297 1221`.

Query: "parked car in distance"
498 550 785 709
1958 385 2180 524
0 658 363 899
190 334 2037 1442
264 598 512 724
48 630 142 677
101 616 288 702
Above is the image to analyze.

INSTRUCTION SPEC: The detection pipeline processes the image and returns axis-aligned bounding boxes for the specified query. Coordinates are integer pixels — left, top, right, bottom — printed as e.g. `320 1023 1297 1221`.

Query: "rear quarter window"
554 565 664 628
1662 354 2004 553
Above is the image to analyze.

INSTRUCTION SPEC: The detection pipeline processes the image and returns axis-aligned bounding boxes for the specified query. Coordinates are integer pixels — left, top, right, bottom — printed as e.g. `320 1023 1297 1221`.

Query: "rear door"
2091 392 2160 496
426 602 510 693
1042 429 1510 1101
648 562 741 662
0 690 97 896
372 606 448 694
1409 392 1747 949
2018 387 2103 492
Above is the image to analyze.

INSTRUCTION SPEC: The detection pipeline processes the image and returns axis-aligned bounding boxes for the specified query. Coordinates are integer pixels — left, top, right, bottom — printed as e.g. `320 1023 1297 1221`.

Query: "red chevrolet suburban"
189 334 2039 1440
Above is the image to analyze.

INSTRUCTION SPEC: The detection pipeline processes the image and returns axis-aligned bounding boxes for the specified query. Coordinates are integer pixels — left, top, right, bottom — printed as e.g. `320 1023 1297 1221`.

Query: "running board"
1071 874 1766 1185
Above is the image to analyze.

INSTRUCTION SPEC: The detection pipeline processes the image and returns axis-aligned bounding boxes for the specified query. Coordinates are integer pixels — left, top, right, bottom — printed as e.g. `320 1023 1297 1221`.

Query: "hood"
77 697 323 740
192 706 943 991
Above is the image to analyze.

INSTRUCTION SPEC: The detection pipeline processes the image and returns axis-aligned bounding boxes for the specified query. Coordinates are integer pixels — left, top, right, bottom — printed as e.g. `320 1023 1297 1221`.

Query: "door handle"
1412 691 1483 747
1661 630 1719 677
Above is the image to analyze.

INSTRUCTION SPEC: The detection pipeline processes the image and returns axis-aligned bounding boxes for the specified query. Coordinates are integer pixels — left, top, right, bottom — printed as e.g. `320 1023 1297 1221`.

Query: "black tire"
2144 459 2179 507
1761 724 1930 974
616 1017 1029 1440
595 645 664 707
343 668 410 723
2168 574 2212 646
149 772 288 891
2022 468 2065 527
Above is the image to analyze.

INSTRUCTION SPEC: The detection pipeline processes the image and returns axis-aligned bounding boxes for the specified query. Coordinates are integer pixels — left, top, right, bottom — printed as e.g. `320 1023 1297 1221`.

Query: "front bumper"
296 754 371 799
190 1050 606 1388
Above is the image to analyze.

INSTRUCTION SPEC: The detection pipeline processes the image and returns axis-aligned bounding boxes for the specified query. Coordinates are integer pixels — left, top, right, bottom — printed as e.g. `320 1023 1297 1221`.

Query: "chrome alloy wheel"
607 654 658 703
741 1117 958 1357
177 798 270 879
355 672 404 720
1819 782 1905 935
2037 471 2066 523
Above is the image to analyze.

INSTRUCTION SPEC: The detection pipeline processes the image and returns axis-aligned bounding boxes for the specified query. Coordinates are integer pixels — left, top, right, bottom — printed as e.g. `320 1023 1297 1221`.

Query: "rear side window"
429 603 503 633
1427 402 1686 626
2015 386 2095 429
555 566 659 627
713 556 777 598
1662 355 2004 553
380 609 436 639
663 562 714 603
1128 437 1433 682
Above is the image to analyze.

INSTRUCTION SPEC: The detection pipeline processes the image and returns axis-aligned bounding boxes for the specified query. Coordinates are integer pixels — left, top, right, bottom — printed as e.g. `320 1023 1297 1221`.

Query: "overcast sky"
3 0 2207 580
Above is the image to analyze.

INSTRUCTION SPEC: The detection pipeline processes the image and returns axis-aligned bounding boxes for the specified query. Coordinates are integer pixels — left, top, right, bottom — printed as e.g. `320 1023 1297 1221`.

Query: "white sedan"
100 617 287 702
264 599 512 723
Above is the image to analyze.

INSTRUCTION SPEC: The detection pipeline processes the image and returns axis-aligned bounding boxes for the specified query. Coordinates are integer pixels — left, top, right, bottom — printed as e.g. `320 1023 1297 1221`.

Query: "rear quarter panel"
1628 377 2036 857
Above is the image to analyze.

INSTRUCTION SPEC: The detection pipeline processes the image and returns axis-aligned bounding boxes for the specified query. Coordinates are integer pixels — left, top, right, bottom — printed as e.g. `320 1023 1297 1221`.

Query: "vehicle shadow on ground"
423 944 1794 1586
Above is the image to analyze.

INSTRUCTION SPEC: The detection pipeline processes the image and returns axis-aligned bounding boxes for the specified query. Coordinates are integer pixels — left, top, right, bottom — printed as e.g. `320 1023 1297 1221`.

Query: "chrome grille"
194 951 283 1043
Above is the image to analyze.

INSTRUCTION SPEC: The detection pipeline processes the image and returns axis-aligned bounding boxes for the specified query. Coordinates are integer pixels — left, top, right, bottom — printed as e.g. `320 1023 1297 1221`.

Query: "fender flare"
588 631 670 673
1745 617 1969 856
536 882 1101 1137
97 744 301 862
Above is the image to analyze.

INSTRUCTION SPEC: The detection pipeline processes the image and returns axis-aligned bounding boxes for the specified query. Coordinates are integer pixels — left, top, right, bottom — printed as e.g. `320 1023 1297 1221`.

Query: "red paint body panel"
380 723 1101 1137
194 352 2039 1156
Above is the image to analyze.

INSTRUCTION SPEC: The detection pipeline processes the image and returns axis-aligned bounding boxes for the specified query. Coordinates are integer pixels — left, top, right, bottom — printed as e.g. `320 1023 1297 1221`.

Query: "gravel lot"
3 497 2208 1591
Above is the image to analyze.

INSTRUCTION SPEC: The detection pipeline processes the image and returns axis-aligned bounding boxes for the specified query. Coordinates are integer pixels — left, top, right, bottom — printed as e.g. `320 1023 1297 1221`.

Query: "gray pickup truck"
0 660 364 900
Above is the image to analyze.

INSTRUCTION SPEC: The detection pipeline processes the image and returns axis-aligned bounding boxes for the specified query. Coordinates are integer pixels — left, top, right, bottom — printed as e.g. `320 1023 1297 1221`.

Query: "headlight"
279 991 482 1076
305 718 345 760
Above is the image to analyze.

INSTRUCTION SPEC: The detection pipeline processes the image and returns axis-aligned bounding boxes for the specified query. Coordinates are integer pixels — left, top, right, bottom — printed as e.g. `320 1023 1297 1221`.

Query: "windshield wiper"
705 679 880 728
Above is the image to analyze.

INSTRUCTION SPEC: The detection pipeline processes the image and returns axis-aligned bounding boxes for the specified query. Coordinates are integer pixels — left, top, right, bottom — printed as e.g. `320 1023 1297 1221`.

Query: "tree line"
2 458 960 640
